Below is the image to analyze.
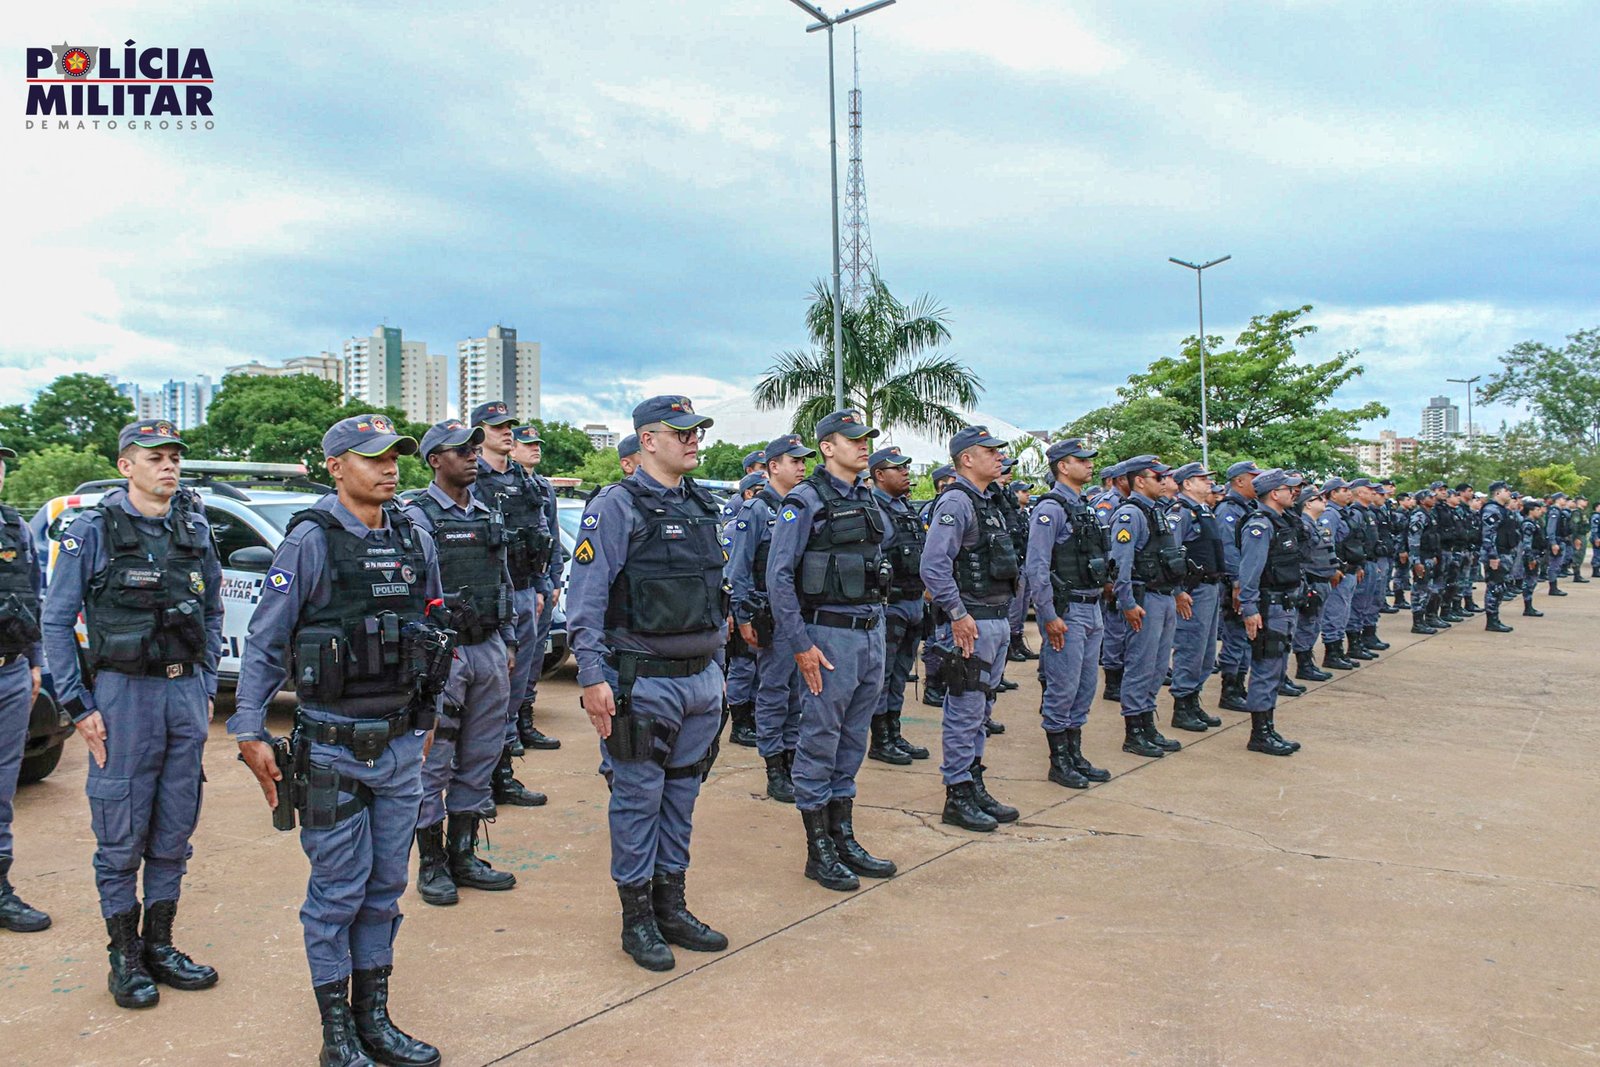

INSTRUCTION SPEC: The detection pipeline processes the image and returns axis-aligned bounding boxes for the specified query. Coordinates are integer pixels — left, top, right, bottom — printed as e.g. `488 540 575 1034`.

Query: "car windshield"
556 507 583 543
246 500 319 533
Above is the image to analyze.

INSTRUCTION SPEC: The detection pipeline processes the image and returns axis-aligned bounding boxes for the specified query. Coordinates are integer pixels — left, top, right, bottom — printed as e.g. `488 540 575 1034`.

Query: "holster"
941 653 987 697
1250 626 1290 662
269 736 298 832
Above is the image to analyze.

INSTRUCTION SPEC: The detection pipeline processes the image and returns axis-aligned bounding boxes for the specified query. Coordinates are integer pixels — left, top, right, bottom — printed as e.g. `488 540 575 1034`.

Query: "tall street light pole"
1168 255 1231 471
787 0 896 409
1447 375 1481 449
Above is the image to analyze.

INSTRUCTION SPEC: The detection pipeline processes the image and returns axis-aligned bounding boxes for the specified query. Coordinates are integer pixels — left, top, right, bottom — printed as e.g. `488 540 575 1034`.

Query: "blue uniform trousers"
726 649 757 708
1099 601 1129 669
792 622 884 811
1364 558 1392 625
1007 576 1028 637
504 586 539 745
299 725 424 986
1218 609 1249 675
1119 592 1177 718
877 603 923 716
523 587 558 705
753 642 803 759
0 661 33 859
1393 555 1411 593
1320 574 1357 642
601 662 722 886
1169 582 1221 699
84 671 208 917
1484 561 1514 612
1243 604 1293 712
419 637 508 828
939 617 1008 785
1293 580 1331 653
1037 600 1103 732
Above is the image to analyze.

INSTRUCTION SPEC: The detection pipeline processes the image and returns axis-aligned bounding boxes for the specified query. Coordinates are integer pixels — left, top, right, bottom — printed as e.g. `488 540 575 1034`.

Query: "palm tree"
753 273 982 440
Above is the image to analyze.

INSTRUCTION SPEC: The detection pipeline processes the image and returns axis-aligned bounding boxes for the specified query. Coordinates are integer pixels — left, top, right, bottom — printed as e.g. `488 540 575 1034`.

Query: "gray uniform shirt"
401 482 517 646
767 468 889 660
919 475 995 623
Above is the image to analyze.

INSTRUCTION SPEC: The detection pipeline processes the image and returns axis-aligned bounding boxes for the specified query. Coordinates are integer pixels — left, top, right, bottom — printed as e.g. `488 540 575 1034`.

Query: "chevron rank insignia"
573 539 595 564
1115 529 1132 543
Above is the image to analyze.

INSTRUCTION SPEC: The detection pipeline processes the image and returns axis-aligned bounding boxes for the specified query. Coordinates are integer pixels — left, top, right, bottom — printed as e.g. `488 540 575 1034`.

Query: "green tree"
572 447 624 488
1518 462 1588 497
754 274 982 440
0 404 38 458
186 373 345 469
695 440 769 481
526 419 597 476
1479 329 1600 447
2 444 117 508
28 373 133 462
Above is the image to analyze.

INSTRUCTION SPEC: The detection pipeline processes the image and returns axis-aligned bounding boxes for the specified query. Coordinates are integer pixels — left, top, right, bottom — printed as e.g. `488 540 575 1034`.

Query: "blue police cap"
930 464 955 482
1045 437 1097 464
1252 468 1304 494
1000 455 1018 471
1170 462 1215 485
763 434 816 463
1225 460 1261 480
420 419 484 458
118 419 187 453
322 413 419 459
1097 459 1129 482
1120 455 1169 478
512 425 542 445
948 425 1006 458
742 449 766 469
815 409 878 441
869 445 913 471
737 472 767 493
1319 477 1348 495
1427 480 1447 491
1348 477 1374 489
633 395 713 432
470 400 515 427
617 434 640 459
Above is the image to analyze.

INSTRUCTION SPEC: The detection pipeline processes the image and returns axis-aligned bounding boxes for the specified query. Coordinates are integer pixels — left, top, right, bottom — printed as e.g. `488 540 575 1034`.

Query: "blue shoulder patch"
780 506 799 523
581 513 598 530
265 567 295 594
58 534 82 555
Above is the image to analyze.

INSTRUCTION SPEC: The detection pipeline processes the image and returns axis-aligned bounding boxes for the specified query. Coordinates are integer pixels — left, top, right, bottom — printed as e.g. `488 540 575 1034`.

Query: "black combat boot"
1360 625 1391 651
941 781 999 832
1046 731 1089 789
1141 712 1181 753
1549 581 1567 596
446 814 517 892
1443 599 1467 621
315 979 376 1067
1218 672 1250 711
1007 633 1038 661
617 881 674 971
1169 692 1209 733
1277 677 1305 697
516 699 561 750
827 797 897 878
1379 597 1399 614
1247 713 1295 756
1322 639 1357 669
1294 650 1332 682
969 761 1020 822
650 870 729 951
868 714 912 765
1463 594 1484 612
1522 602 1543 617
764 752 795 803
414 822 458 907
1425 598 1452 628
1267 711 1301 752
105 906 159 1009
886 710 929 760
1345 632 1377 660
0 857 50 932
351 966 440 1067
1411 613 1439 634
1101 667 1123 702
1065 728 1111 781
727 701 758 748
1393 591 1410 609
492 747 547 807
801 806 859 890
984 713 1008 732
1485 612 1513 633
994 678 1019 694
1122 714 1165 758
1194 695 1222 728
1572 573 1590 583
141 900 218 990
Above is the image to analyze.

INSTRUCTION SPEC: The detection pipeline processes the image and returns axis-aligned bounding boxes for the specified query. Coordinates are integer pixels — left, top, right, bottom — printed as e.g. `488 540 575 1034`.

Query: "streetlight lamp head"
835 0 898 25
787 0 831 22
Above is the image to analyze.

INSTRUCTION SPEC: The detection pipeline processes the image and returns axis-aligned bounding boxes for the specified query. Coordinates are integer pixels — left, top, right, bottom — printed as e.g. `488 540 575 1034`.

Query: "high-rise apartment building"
343 326 447 423
1420 396 1459 444
583 423 619 451
226 352 343 386
162 375 214 430
1338 429 1419 478
458 324 540 422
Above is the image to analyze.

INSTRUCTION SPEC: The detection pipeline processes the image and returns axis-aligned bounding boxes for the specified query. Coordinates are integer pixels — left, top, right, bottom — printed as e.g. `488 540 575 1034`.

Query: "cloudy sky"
5 0 1595 446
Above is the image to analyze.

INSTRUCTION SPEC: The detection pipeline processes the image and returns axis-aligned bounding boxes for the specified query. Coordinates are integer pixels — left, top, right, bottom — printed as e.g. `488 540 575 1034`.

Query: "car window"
206 506 270 566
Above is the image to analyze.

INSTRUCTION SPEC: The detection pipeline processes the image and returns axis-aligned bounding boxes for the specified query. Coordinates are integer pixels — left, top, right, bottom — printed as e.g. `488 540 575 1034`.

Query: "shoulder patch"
573 538 595 564
1117 513 1133 523
1222 514 1237 523
938 513 957 526
780 507 799 523
58 534 81 555
1036 513 1051 525
581 513 598 530
735 519 748 530
265 567 295 593
1249 526 1264 537
1115 528 1132 543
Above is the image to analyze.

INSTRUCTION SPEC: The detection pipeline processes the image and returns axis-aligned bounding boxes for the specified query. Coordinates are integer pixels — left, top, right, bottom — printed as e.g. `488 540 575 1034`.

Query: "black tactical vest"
474 463 553 588
1337 506 1369 564
995 488 1029 562
605 478 727 636
1128 494 1187 593
1257 508 1305 592
1214 492 1256 575
0 505 40 657
1042 488 1109 603
413 494 513 644
1486 502 1519 553
1299 512 1339 578
880 495 926 601
1357 505 1380 556
290 506 430 706
746 487 783 594
1528 515 1547 553
951 484 1020 607
1555 508 1571 538
791 470 887 609
1415 507 1442 555
1174 496 1225 580
84 502 210 675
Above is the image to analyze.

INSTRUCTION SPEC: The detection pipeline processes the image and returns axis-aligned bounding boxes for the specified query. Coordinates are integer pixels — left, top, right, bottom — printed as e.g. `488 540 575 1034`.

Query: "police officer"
470 401 549 809
617 434 641 477
1348 479 1390 656
404 420 520 907
1546 493 1570 596
566 395 729 972
722 470 768 748
1408 484 1447 633
1026 438 1113 789
1479 481 1518 633
232 414 444 1066
0 439 50 935
1167 461 1226 733
510 424 566 751
1589 502 1600 578
1237 469 1304 757
42 420 222 1009
1434 485 1467 622
728 436 811 801
768 410 896 889
1521 498 1547 616
868 444 931 765
1568 496 1590 581
1375 481 1403 614
1213 460 1262 711
1094 460 1134 701
996 458 1036 665
1316 479 1364 666
920 427 1021 832
1456 485 1484 610
919 463 957 708
1288 486 1333 680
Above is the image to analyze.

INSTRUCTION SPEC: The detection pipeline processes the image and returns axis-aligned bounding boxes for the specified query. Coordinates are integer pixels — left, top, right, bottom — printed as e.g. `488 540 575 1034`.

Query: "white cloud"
884 0 1125 77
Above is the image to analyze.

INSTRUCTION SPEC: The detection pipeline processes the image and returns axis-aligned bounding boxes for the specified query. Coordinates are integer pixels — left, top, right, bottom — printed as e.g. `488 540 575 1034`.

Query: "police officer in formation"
510 424 566 751
917 462 958 707
727 434 811 802
1025 437 1113 789
233 414 444 1066
1317 478 1371 666
43 420 223 1010
868 444 931 765
0 438 50 935
1167 461 1227 733
1213 461 1261 711
1348 480 1392 656
1520 497 1549 614
403 420 520 907
1291 485 1338 681
1588 502 1600 578
722 470 768 749
566 395 729 972
1479 480 1519 632
767 410 897 889
1236 469 1304 757
1092 461 1132 701
617 433 641 477
1545 493 1572 596
920 426 1022 832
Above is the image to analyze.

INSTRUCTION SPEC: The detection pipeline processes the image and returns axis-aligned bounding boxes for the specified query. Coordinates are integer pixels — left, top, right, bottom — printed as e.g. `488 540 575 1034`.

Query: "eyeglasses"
648 426 705 445
448 444 483 458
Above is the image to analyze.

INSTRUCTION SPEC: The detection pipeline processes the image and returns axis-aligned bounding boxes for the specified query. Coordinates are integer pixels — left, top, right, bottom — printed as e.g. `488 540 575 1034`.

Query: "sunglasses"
447 444 483 458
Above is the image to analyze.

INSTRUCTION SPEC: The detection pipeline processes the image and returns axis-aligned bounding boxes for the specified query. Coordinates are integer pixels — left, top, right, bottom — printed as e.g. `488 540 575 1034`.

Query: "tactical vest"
1555 508 1571 538
1256 508 1304 592
84 502 209 675
1527 516 1548 553
0 505 40 657
1357 505 1380 557
1215 493 1256 575
1042 488 1109 607
948 484 1020 607
1174 496 1225 580
790 470 887 609
1486 503 1520 553
995 488 1029 562
604 478 727 636
880 496 926 601
1128 494 1187 593
738 487 783 595
1415 508 1442 556
475 464 553 588
1337 506 1368 565
413 494 513 644
1299 513 1339 577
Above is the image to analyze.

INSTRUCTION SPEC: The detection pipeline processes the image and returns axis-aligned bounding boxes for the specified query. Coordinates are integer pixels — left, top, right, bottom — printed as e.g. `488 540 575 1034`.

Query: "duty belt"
101 661 199 679
960 602 1010 620
1262 591 1298 606
298 710 417 754
803 609 880 631
1061 589 1102 603
0 653 25 668
604 652 712 678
